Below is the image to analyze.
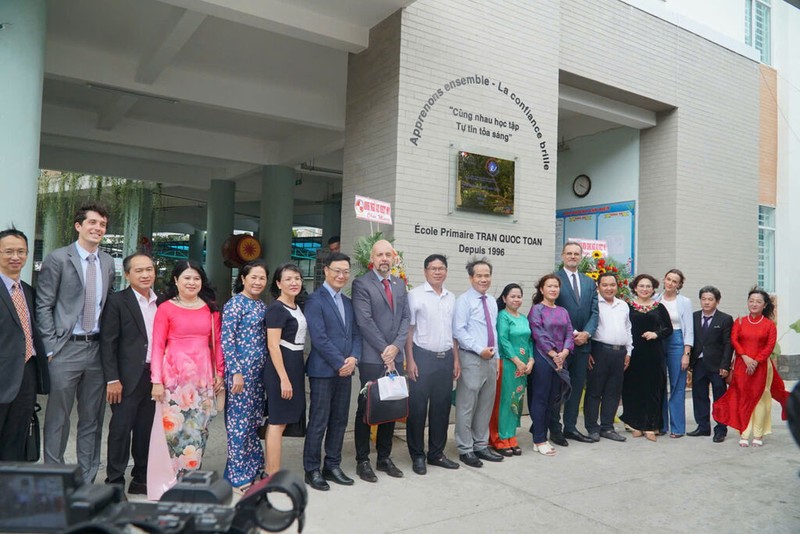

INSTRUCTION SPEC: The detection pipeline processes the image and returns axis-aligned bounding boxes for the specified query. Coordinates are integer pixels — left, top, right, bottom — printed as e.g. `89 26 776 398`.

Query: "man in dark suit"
0 228 49 461
302 252 362 491
37 204 116 483
553 242 599 445
351 239 410 482
688 285 734 442
101 253 157 494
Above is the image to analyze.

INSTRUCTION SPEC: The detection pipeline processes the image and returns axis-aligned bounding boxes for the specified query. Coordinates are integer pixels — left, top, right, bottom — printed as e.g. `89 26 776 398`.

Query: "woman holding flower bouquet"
148 261 224 500
489 283 534 456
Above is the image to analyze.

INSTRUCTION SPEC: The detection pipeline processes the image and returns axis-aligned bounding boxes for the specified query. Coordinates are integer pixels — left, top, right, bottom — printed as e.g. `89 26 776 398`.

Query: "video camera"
0 464 307 533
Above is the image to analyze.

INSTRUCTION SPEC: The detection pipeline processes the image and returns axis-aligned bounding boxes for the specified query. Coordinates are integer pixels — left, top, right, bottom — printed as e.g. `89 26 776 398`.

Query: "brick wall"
561 0 761 310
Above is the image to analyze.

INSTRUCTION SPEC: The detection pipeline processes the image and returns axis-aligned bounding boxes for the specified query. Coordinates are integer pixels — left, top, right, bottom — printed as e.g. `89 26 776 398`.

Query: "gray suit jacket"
351 272 410 366
36 243 116 356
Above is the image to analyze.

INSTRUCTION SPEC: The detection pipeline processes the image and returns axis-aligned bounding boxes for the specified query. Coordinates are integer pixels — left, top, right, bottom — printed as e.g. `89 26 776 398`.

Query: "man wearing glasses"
405 254 460 475
0 228 49 461
302 252 362 491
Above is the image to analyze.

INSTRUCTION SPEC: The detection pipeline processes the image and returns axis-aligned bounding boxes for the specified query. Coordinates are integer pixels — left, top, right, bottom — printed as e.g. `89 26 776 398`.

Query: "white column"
0 0 46 282
206 180 235 303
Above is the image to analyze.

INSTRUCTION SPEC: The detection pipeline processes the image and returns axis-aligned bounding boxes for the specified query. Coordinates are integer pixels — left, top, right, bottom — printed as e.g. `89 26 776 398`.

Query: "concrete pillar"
140 188 153 242
206 179 235 303
260 166 295 279
41 204 59 258
0 0 46 282
188 229 205 263
122 188 142 258
322 198 342 245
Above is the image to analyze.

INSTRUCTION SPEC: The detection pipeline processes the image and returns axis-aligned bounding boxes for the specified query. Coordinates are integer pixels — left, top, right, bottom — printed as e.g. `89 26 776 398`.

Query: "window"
745 0 772 64
758 205 775 292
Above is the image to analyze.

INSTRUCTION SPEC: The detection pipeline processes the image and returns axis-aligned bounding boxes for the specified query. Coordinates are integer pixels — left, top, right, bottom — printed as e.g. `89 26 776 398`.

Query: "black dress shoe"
412 457 427 475
305 470 330 491
511 446 522 456
713 433 726 443
564 430 595 443
322 466 354 486
496 448 514 457
459 452 483 468
428 455 460 469
375 458 404 478
588 432 601 442
550 434 569 447
687 428 711 437
474 448 503 462
356 460 378 483
128 480 147 495
599 430 627 442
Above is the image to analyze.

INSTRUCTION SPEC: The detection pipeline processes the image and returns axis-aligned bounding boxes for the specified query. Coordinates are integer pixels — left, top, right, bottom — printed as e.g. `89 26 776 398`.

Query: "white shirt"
108 288 157 385
134 288 158 363
594 295 633 355
408 282 455 352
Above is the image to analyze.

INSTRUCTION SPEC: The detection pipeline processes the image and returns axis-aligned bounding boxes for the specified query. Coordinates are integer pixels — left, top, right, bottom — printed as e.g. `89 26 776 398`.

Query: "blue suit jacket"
555 269 599 354
304 286 362 378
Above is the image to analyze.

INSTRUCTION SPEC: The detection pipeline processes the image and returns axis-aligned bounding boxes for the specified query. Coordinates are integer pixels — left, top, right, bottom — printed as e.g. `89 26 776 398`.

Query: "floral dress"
221 293 267 487
489 309 533 449
149 301 223 499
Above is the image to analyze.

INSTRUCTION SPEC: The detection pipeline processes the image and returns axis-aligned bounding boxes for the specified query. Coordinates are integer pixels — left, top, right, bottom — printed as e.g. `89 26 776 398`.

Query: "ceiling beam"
136 9 207 85
155 0 369 53
96 94 139 131
278 129 345 167
43 103 281 166
45 39 346 131
559 85 657 130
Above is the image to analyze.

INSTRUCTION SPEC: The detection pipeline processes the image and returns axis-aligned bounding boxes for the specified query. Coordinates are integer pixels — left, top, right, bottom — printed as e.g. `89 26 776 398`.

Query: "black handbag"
25 403 42 462
362 379 408 425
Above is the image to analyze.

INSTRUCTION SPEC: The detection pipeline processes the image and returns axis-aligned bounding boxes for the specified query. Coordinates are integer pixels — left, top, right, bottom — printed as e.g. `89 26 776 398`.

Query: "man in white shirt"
405 254 460 475
100 253 158 494
584 272 632 442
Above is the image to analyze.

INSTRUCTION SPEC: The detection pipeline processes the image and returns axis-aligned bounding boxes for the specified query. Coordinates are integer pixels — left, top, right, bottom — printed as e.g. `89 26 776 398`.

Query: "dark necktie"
11 282 34 362
571 272 580 302
334 292 346 325
382 278 393 310
702 315 711 337
82 254 97 331
480 295 495 348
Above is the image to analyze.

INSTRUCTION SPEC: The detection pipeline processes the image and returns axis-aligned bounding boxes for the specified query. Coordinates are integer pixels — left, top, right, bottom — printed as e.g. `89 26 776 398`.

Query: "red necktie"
382 278 394 310
480 295 495 348
11 282 34 362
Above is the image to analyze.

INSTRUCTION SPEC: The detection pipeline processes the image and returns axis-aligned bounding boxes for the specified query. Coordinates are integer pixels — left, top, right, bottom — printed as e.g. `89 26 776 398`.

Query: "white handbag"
377 371 409 401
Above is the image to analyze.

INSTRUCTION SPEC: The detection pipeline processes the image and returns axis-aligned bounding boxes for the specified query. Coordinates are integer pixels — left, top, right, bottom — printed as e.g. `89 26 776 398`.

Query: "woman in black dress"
621 274 673 442
264 263 307 474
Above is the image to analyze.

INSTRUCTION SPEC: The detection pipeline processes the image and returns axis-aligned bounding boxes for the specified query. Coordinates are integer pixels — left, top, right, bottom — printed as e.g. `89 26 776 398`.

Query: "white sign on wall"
354 195 393 225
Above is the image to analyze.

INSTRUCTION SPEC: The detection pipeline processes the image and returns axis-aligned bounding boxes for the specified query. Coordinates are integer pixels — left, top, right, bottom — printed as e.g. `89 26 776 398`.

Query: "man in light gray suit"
37 204 116 483
351 239 410 482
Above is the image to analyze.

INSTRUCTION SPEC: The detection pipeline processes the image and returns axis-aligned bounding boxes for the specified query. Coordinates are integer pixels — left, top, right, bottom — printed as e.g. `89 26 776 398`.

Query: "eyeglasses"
327 268 350 277
426 267 447 273
1 249 28 258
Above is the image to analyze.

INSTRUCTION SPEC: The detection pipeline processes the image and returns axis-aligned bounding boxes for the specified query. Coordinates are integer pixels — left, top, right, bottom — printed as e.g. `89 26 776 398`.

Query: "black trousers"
105 364 155 484
303 375 352 472
355 362 401 463
691 358 728 435
584 342 626 434
406 345 453 461
0 359 37 461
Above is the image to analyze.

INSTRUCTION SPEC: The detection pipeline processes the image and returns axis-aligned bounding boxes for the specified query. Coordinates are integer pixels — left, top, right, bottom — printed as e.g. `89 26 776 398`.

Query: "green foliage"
771 318 800 360
37 171 162 250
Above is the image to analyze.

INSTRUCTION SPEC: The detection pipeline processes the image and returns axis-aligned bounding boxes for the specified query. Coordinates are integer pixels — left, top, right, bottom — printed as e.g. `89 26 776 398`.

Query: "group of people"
0 207 791 500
